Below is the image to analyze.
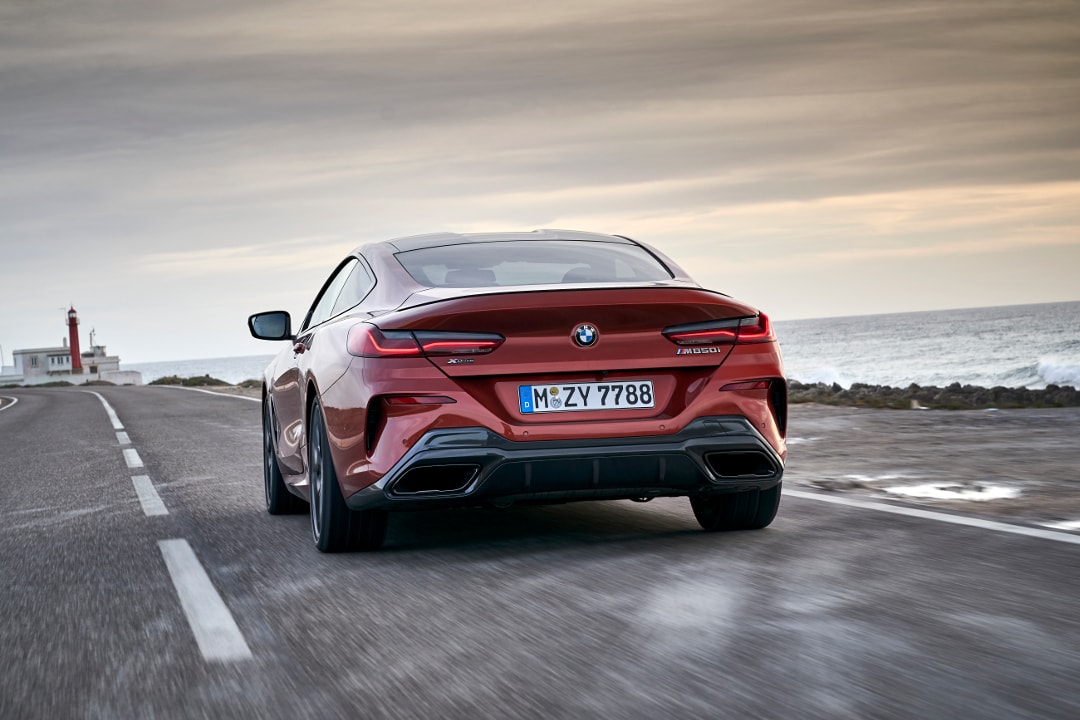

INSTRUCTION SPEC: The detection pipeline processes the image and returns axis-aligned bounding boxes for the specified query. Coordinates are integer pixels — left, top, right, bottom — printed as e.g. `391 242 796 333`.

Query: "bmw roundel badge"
573 323 599 347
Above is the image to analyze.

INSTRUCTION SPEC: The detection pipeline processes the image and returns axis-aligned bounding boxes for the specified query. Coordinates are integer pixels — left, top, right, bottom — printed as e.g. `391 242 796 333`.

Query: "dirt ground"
785 403 1080 526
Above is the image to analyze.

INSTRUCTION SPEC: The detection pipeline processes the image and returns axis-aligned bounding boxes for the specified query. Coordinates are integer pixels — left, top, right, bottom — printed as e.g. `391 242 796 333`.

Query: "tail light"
348 327 423 357
663 313 775 346
414 332 504 356
348 325 504 358
734 314 774 343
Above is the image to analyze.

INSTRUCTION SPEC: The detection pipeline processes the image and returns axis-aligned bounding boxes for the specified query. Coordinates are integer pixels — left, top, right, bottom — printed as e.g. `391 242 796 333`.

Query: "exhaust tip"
704 451 779 479
391 464 480 495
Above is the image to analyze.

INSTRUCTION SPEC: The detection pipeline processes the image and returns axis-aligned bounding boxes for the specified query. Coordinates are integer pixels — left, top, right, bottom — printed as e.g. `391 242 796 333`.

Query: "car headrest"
444 268 497 286
562 267 613 283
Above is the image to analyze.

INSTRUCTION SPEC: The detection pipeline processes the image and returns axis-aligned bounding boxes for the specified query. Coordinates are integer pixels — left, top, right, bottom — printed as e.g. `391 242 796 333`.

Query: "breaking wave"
792 367 846 387
1038 359 1080 387
776 301 1080 390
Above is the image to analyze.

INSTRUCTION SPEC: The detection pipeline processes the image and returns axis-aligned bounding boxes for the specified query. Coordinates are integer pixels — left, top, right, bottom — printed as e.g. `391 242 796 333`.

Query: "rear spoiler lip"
395 280 715 313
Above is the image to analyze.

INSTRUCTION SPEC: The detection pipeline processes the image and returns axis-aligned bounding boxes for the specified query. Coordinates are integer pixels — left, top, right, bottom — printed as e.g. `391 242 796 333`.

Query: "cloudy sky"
2 0 1078 363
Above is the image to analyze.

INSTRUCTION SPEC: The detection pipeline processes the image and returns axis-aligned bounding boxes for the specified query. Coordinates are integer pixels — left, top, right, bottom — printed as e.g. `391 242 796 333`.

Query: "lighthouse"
67 306 83 373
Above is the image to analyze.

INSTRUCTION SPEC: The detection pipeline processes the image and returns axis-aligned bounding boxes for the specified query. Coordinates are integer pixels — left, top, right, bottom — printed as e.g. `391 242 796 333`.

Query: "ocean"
773 300 1080 389
124 301 1080 390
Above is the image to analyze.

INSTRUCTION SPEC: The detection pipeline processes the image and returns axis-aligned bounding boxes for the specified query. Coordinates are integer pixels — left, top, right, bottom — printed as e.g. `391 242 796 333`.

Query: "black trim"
344 416 784 511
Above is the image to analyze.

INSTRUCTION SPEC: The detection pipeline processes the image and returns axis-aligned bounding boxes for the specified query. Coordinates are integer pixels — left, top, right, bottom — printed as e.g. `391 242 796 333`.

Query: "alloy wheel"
262 403 274 510
309 412 324 542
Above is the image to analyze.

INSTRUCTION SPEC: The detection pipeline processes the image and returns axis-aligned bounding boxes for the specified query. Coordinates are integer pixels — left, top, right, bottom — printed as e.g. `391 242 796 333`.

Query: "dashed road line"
158 539 253 662
132 475 169 517
85 390 124 429
123 447 144 469
84 389 252 663
84 391 166 516
784 488 1080 546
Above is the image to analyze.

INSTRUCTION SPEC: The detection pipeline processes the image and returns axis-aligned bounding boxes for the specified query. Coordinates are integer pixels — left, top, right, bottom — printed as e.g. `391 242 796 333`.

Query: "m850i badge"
676 347 721 355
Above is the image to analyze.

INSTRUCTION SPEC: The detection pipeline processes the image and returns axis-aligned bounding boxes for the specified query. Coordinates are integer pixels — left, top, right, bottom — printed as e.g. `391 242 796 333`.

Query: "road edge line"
783 488 1080 546
155 385 260 403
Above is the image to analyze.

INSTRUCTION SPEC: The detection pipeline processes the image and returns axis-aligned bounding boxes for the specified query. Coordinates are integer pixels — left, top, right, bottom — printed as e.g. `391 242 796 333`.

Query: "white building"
0 317 143 386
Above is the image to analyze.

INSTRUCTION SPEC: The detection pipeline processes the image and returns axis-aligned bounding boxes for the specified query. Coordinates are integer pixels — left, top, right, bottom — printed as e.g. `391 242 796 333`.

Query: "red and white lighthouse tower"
67 306 83 373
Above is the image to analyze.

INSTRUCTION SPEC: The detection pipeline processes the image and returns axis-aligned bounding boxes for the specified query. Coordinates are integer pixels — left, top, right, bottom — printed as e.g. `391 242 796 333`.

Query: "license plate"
519 381 655 414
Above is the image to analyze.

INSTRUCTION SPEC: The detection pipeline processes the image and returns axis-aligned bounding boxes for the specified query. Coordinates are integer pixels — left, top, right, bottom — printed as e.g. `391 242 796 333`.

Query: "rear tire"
264 398 304 515
309 398 388 552
690 483 782 531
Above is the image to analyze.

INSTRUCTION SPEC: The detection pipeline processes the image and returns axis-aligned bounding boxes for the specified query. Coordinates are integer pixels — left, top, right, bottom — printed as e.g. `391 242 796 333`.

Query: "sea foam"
776 301 1080 390
1037 358 1080 387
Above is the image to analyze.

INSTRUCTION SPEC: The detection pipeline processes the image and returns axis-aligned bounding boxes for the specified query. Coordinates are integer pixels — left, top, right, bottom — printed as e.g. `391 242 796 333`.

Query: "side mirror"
248 311 293 341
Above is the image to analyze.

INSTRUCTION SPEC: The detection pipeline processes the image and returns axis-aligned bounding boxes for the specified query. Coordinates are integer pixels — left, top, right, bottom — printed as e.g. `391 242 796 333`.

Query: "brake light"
663 314 775 346
347 326 422 357
414 332 504 356
347 325 504 358
663 318 740 345
736 314 775 343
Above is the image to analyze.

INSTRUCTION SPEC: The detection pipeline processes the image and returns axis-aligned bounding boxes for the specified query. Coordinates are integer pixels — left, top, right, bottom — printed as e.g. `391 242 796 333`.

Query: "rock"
787 379 1080 410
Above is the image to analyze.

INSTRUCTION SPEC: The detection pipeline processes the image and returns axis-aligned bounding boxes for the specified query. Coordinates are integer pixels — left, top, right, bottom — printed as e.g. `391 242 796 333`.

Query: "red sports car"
249 230 787 552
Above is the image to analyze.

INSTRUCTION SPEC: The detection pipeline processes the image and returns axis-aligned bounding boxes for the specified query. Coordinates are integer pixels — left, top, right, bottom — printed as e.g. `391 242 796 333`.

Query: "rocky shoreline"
789 380 1080 409
101 375 1080 410
10 374 1080 410
163 376 1080 410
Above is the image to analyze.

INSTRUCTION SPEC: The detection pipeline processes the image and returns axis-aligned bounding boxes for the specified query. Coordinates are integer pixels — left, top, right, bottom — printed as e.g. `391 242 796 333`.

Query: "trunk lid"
372 287 760 423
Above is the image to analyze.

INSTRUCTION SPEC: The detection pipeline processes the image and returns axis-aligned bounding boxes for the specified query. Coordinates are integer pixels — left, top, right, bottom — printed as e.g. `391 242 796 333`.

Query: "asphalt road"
1 387 1078 719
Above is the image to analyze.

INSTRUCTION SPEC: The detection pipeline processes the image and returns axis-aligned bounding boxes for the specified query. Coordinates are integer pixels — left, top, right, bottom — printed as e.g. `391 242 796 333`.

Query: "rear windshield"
394 240 673 288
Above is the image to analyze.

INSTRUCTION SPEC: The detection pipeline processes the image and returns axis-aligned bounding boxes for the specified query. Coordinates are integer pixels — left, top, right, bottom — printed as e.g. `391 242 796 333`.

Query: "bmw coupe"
249 230 787 552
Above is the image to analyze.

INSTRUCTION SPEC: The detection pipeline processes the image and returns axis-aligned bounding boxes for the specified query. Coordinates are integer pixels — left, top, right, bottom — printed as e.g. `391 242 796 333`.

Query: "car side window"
331 258 376 316
304 258 358 330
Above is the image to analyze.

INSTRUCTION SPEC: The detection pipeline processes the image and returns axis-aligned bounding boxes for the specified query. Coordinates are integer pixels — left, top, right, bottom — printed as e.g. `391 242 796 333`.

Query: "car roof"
383 229 636 253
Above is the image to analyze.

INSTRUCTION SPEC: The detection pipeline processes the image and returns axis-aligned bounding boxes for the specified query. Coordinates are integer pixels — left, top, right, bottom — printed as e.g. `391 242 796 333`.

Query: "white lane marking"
1043 519 1080 531
83 391 124 429
123 448 144 469
131 475 168 516
783 488 1080 546
158 539 253 662
158 385 260 403
117 431 131 445
0 396 18 413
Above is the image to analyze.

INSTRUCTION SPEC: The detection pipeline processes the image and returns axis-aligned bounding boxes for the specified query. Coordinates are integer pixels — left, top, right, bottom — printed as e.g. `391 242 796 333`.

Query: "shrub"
149 374 230 387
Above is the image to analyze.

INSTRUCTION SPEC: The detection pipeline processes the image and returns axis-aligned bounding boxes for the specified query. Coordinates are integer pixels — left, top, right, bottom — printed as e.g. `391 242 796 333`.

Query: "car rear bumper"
343 416 784 511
